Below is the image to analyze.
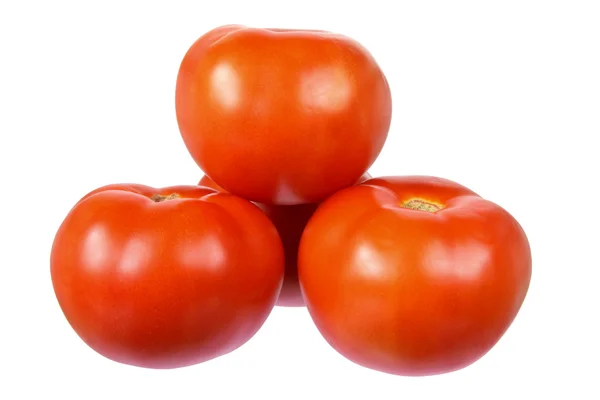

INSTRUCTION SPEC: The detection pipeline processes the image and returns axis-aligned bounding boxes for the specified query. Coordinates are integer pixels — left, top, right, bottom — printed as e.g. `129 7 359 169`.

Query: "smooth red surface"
177 25 391 205
298 176 532 376
199 176 313 307
51 184 284 369
199 173 371 307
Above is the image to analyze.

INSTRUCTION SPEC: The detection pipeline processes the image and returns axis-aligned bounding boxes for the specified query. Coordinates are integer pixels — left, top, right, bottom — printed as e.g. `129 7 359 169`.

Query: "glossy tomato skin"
199 173 371 307
51 184 284 369
298 176 532 376
177 25 391 205
200 175 313 307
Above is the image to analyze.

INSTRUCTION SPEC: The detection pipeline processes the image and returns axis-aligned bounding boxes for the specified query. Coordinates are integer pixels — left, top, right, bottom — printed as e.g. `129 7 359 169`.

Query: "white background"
1 1 599 399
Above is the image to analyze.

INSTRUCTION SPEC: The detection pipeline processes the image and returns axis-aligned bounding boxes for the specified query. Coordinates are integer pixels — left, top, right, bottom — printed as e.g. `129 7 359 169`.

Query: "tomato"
50 184 284 369
298 176 532 376
199 175 313 307
176 25 392 205
199 173 372 307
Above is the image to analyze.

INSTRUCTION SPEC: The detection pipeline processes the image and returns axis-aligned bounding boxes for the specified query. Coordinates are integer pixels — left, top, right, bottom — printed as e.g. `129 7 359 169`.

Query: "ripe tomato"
298 176 532 376
51 184 284 369
199 173 372 307
176 25 392 205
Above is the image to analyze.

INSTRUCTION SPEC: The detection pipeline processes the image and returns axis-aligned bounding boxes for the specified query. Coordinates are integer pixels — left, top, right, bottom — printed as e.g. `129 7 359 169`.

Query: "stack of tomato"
51 25 532 376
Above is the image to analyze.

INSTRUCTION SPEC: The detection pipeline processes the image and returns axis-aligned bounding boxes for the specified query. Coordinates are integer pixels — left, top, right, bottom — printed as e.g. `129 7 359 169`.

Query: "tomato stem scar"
402 199 442 212
151 193 180 202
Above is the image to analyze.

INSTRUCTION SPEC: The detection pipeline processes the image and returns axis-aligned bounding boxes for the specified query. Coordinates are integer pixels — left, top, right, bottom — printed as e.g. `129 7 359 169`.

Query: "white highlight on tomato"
424 240 491 281
300 66 352 113
81 224 112 272
119 236 151 275
210 62 241 111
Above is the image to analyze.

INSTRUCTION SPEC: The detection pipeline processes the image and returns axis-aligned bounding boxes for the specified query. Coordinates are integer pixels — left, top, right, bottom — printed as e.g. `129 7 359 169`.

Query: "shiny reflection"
273 178 305 205
423 240 490 281
210 62 241 110
180 234 227 272
82 224 111 272
353 241 390 281
119 236 150 275
300 67 352 112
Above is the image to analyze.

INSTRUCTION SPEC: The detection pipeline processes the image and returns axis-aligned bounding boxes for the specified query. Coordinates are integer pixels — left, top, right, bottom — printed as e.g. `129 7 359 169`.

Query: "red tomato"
176 25 391 205
199 173 372 307
51 184 284 369
199 175 313 307
298 176 532 376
